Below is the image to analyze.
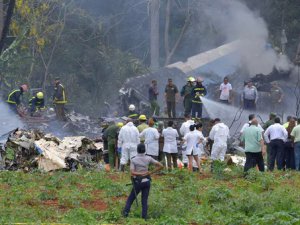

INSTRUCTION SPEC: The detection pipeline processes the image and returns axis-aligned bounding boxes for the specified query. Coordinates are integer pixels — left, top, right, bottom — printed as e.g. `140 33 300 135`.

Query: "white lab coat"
162 127 179 153
140 127 160 156
183 130 204 156
118 122 140 164
209 122 230 161
180 120 195 136
195 130 206 156
180 120 195 163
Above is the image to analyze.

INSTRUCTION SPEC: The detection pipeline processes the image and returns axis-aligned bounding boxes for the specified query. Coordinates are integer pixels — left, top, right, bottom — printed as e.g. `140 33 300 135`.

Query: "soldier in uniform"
269 81 283 114
122 143 163 219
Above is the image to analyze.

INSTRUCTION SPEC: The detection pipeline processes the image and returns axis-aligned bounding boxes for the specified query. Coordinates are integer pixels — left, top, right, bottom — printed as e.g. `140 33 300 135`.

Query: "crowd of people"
102 111 300 174
102 114 231 172
147 76 284 118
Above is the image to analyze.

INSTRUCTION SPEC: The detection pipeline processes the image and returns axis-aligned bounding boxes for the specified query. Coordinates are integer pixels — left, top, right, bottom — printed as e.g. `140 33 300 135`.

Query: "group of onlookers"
240 113 300 172
102 113 231 172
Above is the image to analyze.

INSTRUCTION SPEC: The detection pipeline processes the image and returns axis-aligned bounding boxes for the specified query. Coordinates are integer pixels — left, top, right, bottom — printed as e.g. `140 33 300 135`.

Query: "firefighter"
191 77 207 119
128 104 139 120
181 76 195 115
53 77 67 121
29 92 45 116
6 84 29 114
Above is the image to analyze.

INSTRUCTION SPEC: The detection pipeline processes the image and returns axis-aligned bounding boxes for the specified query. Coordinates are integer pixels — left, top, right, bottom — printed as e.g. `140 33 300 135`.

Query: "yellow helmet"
188 76 195 82
139 115 147 121
36 92 44 99
117 122 124 128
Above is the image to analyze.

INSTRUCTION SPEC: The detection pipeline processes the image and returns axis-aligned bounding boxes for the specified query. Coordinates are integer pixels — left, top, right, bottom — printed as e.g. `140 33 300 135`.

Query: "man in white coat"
179 114 195 167
139 119 160 160
118 118 140 171
209 118 230 163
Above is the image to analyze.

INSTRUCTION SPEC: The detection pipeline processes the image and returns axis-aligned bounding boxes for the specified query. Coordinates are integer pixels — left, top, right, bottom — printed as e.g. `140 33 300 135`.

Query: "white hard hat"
129 104 135 111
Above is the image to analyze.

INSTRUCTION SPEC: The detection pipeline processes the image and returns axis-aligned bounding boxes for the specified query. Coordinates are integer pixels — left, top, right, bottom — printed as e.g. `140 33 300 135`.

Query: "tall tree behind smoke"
201 0 291 75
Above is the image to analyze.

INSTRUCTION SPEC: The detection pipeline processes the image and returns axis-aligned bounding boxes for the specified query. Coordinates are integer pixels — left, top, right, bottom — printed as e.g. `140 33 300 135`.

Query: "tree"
150 0 159 70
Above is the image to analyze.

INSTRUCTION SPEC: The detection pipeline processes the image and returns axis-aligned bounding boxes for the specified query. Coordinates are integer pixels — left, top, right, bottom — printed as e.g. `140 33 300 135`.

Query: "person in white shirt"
219 77 232 104
183 125 203 172
195 123 207 157
179 114 194 167
209 118 230 162
240 114 264 135
162 121 179 170
139 118 160 160
264 117 288 171
118 119 140 171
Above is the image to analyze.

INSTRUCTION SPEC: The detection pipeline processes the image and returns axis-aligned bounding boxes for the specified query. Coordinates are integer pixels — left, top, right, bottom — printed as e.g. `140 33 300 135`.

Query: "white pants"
211 143 227 161
181 146 188 163
120 145 137 165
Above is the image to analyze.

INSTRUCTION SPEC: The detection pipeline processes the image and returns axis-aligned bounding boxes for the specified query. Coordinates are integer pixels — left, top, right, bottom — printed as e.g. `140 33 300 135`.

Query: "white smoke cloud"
0 101 24 139
202 0 292 75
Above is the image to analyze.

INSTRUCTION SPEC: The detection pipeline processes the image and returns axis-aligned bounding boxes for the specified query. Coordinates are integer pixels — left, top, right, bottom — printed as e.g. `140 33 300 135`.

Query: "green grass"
0 165 300 224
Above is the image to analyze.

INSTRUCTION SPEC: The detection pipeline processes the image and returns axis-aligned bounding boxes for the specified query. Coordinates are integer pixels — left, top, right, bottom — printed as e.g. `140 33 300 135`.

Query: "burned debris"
0 129 103 172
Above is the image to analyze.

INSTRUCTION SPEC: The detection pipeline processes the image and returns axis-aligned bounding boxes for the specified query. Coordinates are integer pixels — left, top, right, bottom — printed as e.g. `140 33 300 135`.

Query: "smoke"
0 101 24 140
202 0 292 75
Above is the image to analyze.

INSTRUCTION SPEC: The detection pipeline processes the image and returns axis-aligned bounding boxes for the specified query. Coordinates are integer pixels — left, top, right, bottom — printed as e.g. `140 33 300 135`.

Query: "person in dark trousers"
284 117 296 170
240 118 265 172
180 77 195 115
6 84 29 114
104 122 123 170
164 78 179 118
149 80 160 116
123 143 163 219
53 77 67 121
191 77 207 119
264 117 288 171
241 81 258 110
29 92 45 116
263 112 276 168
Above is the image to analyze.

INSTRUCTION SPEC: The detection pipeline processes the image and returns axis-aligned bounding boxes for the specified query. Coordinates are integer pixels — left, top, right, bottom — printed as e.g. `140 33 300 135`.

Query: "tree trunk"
0 0 15 54
0 0 4 37
150 0 160 71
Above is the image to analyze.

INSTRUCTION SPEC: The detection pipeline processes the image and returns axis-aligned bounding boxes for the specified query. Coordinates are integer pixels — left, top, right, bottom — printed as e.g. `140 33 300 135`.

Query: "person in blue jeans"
291 118 300 170
123 143 163 219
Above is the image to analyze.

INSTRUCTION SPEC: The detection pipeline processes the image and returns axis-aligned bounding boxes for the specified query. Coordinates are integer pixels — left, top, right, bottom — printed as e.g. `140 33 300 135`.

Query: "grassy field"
1 164 300 224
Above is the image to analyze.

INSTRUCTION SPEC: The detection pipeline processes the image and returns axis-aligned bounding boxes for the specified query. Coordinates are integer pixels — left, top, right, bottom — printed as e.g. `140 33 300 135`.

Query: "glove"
117 147 122 154
196 143 199 148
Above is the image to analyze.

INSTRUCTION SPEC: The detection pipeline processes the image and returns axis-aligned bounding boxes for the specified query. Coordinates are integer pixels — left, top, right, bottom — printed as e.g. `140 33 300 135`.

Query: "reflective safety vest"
192 86 207 104
6 89 21 104
53 83 67 104
29 97 45 111
128 111 139 119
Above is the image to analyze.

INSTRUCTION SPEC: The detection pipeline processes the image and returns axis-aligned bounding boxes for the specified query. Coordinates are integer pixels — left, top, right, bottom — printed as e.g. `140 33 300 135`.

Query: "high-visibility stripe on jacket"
191 85 207 104
53 83 67 104
6 89 21 104
29 97 45 112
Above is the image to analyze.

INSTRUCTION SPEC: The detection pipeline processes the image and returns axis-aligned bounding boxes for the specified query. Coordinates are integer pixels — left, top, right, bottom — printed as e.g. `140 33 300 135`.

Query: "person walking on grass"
182 125 204 172
240 118 265 172
123 143 163 220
